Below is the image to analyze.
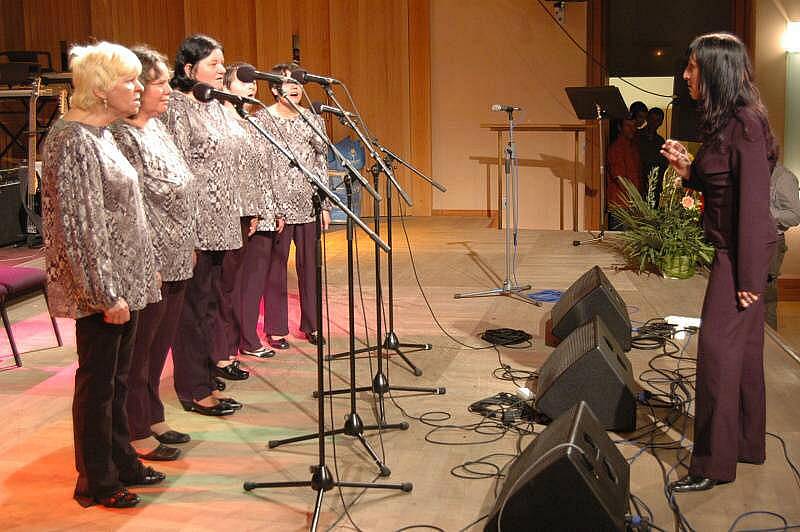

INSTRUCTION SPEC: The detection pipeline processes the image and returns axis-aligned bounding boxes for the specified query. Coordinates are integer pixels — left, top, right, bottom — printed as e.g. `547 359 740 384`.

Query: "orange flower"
681 195 695 210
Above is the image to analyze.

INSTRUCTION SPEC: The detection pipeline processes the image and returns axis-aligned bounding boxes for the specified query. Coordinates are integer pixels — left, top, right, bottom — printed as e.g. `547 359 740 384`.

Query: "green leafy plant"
609 167 714 276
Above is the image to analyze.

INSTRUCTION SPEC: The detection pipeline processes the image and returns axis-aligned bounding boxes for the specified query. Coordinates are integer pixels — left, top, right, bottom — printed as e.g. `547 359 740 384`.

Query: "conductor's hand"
661 139 691 180
104 298 130 324
737 290 759 309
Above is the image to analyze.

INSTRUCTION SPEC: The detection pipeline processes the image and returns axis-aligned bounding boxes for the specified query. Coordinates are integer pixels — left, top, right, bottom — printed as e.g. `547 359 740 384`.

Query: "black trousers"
215 217 252 361
73 311 141 503
238 230 278 351
126 280 187 440
173 250 224 402
689 249 771 482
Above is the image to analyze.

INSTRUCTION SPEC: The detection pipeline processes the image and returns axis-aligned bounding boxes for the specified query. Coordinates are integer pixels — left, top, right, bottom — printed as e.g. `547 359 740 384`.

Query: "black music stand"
565 86 627 245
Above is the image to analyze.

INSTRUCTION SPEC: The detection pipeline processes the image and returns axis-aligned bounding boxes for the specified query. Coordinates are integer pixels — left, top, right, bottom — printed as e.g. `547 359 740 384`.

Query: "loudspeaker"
484 401 629 532
551 265 631 351
0 180 23 246
537 316 637 432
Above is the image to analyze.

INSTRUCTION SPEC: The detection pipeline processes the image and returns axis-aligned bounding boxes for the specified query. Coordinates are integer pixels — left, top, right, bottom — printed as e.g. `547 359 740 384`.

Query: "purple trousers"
238 230 278 351
126 280 187 440
215 217 252 360
173 250 224 402
689 248 771 482
73 312 141 502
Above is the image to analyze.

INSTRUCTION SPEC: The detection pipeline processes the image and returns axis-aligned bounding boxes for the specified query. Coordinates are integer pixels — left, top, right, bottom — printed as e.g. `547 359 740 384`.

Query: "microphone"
491 104 522 112
236 64 295 84
291 69 341 86
312 102 358 118
192 83 261 107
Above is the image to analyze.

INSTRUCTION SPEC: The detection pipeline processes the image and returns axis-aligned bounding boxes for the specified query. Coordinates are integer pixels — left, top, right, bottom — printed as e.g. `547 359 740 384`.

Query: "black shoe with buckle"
217 397 243 410
240 345 275 358
267 336 290 350
137 443 181 461
154 430 191 445
669 475 718 493
120 465 166 486
214 360 249 380
179 399 235 416
94 487 141 508
306 331 325 346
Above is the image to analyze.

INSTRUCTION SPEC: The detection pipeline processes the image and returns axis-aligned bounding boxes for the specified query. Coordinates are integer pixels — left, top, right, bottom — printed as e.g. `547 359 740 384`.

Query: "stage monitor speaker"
0 179 23 246
537 316 637 432
551 265 631 351
484 401 629 532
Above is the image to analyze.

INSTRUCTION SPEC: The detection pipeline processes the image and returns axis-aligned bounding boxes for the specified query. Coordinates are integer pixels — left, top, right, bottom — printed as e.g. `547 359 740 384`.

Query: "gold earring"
101 97 108 112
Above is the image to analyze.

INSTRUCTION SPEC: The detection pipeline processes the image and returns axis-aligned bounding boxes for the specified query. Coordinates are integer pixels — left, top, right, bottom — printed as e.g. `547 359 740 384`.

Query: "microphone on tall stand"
490 104 522 112
312 101 358 119
192 82 261 107
291 69 341 86
235 64 295 84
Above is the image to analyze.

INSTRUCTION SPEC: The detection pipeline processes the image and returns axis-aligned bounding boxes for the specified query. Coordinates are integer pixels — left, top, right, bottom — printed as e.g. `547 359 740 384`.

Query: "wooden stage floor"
1 217 799 531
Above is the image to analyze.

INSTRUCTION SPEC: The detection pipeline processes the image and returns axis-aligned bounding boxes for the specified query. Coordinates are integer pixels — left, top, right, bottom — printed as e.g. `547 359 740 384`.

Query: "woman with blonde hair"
42 41 164 508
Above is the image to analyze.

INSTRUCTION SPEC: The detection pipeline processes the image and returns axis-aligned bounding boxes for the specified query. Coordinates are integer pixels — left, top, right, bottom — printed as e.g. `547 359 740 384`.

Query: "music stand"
565 86 627 245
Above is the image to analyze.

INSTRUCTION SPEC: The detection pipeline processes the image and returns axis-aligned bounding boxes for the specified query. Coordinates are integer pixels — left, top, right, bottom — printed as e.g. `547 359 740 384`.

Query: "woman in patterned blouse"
219 62 284 359
160 34 246 417
255 63 331 349
110 46 195 462
42 42 164 508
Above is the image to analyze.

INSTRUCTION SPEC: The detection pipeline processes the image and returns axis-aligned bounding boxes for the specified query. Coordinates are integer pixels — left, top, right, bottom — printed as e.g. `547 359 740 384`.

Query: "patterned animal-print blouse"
111 118 196 282
235 117 282 231
160 91 242 250
41 119 161 318
253 106 331 225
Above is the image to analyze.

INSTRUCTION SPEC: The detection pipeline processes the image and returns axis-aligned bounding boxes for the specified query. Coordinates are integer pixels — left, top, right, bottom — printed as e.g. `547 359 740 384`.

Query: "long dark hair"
689 32 778 163
171 34 222 92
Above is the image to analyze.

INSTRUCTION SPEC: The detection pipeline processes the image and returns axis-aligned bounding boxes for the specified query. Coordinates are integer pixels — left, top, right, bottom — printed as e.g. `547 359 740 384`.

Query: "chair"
0 266 63 367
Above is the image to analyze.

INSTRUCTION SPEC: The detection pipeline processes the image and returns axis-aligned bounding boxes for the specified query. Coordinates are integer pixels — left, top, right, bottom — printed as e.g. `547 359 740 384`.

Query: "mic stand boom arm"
378 145 447 193
237 106 389 253
324 86 414 207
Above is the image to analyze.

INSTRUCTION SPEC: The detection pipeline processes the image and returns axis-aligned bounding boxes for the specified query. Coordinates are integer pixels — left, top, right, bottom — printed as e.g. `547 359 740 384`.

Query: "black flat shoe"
214 360 249 380
240 345 275 358
120 465 166 486
180 399 235 416
669 475 717 493
306 331 325 346
95 488 140 508
137 443 181 461
154 430 191 445
217 397 243 410
267 336 290 350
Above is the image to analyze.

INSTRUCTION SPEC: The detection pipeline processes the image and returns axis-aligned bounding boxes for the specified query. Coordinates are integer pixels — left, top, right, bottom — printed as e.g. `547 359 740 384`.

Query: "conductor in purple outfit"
662 33 778 492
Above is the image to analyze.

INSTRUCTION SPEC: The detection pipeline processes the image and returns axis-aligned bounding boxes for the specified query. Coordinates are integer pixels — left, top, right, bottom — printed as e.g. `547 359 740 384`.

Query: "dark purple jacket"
684 107 776 293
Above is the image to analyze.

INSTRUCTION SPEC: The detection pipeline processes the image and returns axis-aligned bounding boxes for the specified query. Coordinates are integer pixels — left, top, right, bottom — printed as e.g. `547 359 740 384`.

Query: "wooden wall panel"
408 0 433 215
0 0 25 51
23 0 91 70
89 0 185 61
182 0 258 66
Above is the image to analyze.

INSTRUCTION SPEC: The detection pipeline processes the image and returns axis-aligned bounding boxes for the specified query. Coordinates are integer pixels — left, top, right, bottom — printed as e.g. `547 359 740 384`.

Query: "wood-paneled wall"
0 0 432 215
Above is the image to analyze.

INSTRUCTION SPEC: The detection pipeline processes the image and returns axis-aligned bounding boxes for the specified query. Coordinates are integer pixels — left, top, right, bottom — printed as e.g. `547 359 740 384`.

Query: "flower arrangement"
609 163 714 278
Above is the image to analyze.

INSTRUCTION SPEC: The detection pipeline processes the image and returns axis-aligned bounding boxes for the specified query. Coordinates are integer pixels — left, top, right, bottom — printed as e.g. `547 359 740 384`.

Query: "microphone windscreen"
311 101 324 114
236 64 256 83
290 69 307 84
192 83 214 102
490 104 502 112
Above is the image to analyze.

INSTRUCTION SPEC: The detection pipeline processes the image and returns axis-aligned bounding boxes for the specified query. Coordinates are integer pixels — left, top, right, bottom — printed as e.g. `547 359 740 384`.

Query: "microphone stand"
239 105 411 530
262 95 411 477
573 103 607 246
316 87 445 416
454 107 534 302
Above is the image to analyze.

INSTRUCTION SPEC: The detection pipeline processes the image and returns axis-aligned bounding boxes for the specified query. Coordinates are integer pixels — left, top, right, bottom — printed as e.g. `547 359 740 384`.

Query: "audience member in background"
630 100 648 130
606 114 641 229
161 34 246 417
637 107 668 205
111 46 195 461
42 41 164 508
766 163 800 329
662 32 777 493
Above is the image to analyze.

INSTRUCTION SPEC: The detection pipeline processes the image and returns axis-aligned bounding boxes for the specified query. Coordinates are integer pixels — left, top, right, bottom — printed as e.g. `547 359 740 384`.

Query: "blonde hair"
69 42 142 110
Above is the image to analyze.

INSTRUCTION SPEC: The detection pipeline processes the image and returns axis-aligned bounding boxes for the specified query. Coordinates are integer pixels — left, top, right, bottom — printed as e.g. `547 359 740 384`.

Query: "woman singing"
161 34 246 416
662 33 777 492
42 42 164 508
254 63 330 350
111 46 195 460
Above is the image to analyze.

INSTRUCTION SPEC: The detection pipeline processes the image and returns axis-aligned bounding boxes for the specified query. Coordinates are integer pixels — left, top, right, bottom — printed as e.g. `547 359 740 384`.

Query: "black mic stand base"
326 333 432 377
244 464 412 532
572 230 606 246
